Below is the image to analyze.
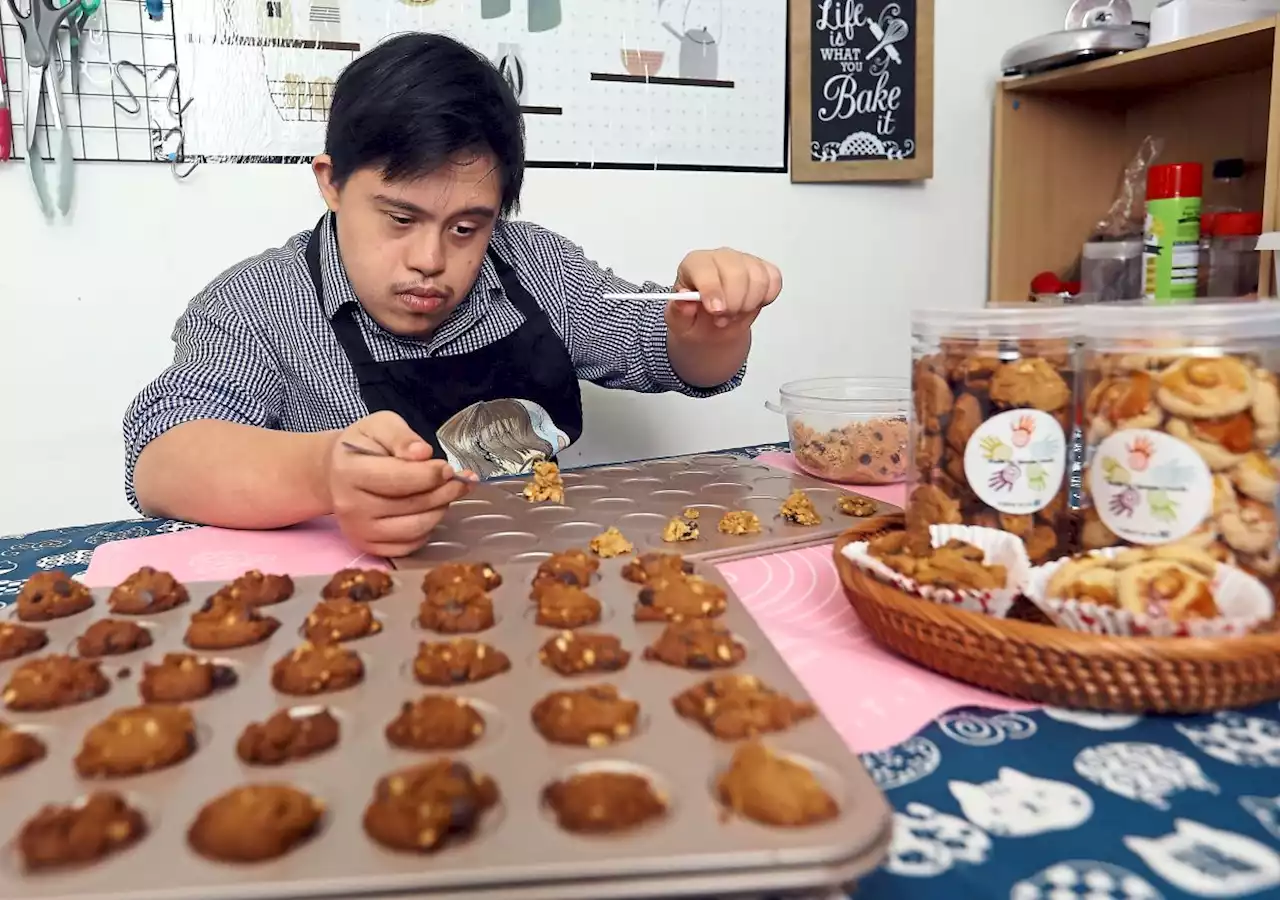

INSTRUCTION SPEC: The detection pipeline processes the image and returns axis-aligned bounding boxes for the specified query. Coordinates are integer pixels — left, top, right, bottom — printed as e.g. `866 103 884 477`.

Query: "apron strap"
307 214 377 367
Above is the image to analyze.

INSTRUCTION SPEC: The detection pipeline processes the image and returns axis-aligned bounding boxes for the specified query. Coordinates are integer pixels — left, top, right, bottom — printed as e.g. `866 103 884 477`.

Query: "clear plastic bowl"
766 377 911 485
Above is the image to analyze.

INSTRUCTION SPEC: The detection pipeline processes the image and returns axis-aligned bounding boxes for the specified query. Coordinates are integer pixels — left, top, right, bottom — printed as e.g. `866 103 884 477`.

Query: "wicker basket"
833 528 1280 713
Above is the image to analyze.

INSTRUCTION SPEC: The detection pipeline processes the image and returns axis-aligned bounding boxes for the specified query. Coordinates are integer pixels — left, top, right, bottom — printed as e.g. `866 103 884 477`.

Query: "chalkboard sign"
790 0 934 183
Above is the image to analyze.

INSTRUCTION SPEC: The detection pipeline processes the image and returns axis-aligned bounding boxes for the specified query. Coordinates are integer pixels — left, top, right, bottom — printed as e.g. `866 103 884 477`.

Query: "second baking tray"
0 562 892 900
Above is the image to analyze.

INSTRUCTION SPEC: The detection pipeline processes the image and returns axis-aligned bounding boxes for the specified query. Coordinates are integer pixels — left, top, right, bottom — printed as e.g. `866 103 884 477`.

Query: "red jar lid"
1214 211 1264 237
1147 162 1204 201
1201 213 1217 236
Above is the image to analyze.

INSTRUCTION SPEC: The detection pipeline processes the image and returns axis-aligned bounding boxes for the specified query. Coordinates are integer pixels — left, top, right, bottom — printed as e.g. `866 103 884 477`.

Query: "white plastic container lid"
1085 300 1280 351
911 306 1078 341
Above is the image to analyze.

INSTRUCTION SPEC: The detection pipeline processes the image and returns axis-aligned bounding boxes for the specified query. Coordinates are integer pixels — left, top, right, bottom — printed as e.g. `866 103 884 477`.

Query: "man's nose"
407 231 445 276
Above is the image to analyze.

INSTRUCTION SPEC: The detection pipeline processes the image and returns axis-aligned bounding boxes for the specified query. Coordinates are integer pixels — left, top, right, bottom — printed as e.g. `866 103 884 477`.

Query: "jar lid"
911 306 1078 341
1214 211 1264 237
1086 300 1280 344
1147 162 1204 201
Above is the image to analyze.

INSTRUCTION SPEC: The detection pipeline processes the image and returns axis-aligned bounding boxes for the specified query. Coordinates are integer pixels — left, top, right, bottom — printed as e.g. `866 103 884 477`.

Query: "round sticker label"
1088 428 1213 545
963 409 1066 514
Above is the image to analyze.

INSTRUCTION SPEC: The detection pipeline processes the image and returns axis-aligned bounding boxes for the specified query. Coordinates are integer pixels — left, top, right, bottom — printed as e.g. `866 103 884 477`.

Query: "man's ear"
312 154 340 212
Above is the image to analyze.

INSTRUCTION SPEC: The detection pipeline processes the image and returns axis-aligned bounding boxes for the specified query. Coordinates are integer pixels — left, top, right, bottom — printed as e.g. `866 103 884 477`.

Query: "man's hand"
666 247 782 344
327 411 474 558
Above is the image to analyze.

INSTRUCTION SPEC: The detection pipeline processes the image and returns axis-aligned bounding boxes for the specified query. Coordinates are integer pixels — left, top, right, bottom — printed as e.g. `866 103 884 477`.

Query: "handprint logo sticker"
1089 428 1213 545
964 409 1066 514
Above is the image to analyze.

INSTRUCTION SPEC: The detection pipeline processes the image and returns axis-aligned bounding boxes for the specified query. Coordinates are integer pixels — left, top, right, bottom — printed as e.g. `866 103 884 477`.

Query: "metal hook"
112 60 143 115
152 62 193 118
150 120 198 179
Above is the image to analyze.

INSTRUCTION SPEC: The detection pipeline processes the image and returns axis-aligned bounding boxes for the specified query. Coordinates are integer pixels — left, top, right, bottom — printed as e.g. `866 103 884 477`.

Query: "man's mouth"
396 287 448 314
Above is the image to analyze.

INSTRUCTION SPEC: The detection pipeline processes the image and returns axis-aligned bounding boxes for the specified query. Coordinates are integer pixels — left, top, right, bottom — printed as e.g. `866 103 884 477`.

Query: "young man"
124 33 781 558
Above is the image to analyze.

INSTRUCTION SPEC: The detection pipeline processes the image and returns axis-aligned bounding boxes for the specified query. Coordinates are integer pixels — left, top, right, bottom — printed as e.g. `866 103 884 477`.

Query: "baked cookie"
75 619 153 658
385 695 485 751
522 460 565 504
17 792 147 871
531 685 639 748
272 642 364 695
4 655 109 711
188 785 323 862
837 496 878 518
303 598 383 644
718 510 762 536
422 562 502 596
589 526 634 558
674 675 818 740
644 620 745 670
140 653 237 703
1157 356 1254 419
17 571 94 622
1116 559 1218 621
0 622 49 662
362 760 499 853
418 583 496 634
413 639 511 686
717 741 839 827
534 582 602 629
322 568 394 602
210 570 294 608
185 593 281 650
682 507 701 520
0 721 46 774
989 357 1071 412
543 771 667 834
661 517 699 543
634 576 728 622
236 708 340 766
622 553 694 585
75 705 197 778
539 631 631 676
532 550 599 591
108 566 189 615
779 491 821 526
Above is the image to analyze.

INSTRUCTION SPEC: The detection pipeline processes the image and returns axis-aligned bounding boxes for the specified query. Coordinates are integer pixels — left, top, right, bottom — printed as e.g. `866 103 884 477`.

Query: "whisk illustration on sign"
867 4 909 74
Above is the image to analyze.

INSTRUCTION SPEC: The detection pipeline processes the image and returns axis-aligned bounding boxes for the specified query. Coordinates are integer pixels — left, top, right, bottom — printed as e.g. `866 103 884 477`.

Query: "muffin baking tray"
0 563 893 900
396 453 900 571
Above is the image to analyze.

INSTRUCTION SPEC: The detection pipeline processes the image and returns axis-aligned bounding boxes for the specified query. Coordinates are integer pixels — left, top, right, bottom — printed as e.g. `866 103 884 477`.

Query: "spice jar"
910 307 1079 564
1082 303 1280 583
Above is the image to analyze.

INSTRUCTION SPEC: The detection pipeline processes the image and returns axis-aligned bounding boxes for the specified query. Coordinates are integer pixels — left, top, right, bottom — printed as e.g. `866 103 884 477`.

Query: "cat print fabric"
1074 743 1220 810
861 737 942 792
885 802 992 878
1124 820 1280 898
1175 713 1280 768
949 767 1094 838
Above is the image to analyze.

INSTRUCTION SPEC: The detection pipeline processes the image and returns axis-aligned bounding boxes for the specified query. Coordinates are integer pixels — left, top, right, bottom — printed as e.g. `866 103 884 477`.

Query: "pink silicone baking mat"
754 452 907 508
81 519 1034 752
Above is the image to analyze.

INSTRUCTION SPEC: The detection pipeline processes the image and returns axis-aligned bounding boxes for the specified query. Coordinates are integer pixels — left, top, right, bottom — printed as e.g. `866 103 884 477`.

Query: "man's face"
314 153 502 339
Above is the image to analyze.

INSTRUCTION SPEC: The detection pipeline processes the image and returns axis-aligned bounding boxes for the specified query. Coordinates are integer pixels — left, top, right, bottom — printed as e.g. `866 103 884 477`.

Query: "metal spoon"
340 441 478 484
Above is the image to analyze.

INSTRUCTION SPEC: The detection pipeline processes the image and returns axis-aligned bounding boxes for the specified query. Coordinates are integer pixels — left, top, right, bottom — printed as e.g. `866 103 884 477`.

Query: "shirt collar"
317 213 507 325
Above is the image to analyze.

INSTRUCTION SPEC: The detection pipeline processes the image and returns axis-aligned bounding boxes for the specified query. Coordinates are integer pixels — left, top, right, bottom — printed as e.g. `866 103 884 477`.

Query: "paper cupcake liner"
1027 548 1275 638
841 525 1032 618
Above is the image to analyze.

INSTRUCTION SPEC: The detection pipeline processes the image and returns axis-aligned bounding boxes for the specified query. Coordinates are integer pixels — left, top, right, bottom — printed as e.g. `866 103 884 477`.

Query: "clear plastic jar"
1082 302 1280 583
910 307 1079 564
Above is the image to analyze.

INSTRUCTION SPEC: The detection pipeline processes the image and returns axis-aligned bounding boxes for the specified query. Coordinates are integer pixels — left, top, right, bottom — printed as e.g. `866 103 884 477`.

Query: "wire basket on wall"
265 73 335 123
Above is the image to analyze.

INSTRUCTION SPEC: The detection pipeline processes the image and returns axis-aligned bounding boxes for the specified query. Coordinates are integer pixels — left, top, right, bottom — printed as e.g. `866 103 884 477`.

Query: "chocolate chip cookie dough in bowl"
765 377 910 485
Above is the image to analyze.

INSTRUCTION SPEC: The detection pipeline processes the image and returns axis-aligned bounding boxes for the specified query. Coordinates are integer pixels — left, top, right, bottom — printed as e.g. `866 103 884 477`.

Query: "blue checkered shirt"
122 216 745 510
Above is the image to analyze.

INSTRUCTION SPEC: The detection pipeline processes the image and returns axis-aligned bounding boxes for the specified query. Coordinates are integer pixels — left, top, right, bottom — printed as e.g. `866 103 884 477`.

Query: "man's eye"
388 214 413 226
453 224 477 237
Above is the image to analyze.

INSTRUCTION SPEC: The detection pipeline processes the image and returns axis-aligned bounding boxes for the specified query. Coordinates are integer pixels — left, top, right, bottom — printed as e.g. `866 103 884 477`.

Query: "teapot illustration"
660 0 721 81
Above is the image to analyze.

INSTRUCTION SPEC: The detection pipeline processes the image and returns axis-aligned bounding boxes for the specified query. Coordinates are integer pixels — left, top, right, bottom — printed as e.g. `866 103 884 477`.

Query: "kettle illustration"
661 0 720 81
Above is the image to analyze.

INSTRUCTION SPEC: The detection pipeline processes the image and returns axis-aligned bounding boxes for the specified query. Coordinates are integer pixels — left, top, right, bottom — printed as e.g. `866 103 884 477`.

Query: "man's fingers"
357 411 433 461
349 458 455 499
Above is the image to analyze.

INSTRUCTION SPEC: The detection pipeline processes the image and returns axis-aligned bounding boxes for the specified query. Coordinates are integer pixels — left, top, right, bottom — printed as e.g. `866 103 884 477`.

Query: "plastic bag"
1091 135 1163 240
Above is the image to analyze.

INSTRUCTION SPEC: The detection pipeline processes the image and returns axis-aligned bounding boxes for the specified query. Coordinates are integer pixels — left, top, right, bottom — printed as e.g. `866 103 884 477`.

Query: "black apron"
305 215 584 478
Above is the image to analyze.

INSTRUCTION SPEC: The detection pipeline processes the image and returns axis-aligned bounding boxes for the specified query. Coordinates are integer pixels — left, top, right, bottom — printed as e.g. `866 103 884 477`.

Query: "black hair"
325 32 525 216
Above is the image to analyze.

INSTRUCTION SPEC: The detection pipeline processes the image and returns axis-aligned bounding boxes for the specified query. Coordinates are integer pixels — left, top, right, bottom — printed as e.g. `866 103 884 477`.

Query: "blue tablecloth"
4 443 1280 899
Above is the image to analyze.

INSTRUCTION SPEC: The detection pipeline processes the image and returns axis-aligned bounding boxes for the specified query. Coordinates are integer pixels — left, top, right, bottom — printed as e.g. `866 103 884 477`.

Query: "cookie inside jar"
1082 303 1280 588
909 307 1079 564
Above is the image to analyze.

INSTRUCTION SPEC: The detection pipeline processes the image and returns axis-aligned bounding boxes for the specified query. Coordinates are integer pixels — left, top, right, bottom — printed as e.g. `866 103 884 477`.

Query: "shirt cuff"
637 301 747 398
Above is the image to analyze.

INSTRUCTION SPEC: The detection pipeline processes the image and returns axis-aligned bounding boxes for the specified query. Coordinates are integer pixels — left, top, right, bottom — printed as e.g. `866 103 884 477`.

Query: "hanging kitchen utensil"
480 0 510 20
660 0 721 81
496 43 526 102
528 0 560 32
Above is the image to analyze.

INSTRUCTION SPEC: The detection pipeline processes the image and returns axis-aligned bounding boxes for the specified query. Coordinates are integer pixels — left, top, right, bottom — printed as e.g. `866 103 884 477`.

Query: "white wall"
0 1 1070 533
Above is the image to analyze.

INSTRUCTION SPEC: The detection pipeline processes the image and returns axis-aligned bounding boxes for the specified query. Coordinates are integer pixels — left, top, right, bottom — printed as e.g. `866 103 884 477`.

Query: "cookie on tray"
542 771 667 835
139 653 237 703
0 622 48 662
418 583 495 634
236 708 341 766
385 695 485 751
188 785 323 862
362 759 499 853
531 685 639 748
661 516 699 543
634 576 727 622
4 655 110 711
534 582 602 629
780 490 822 526
643 620 745 670
17 792 147 871
589 527 634 558
17 571 94 622
303 598 382 644
621 553 694 585
837 495 879 518
108 566 190 615
271 642 364 695
521 460 565 504
716 741 838 827
532 550 599 592
75 705 197 778
75 619 153 658
718 510 763 536
0 721 46 775
538 631 631 676
322 568 394 601
422 562 502 596
674 674 818 740
184 593 281 650
413 639 511 686
209 570 294 608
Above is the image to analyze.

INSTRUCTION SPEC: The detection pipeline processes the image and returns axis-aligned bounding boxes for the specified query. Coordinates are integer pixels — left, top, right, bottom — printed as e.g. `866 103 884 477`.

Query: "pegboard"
174 0 787 171
1 0 184 162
